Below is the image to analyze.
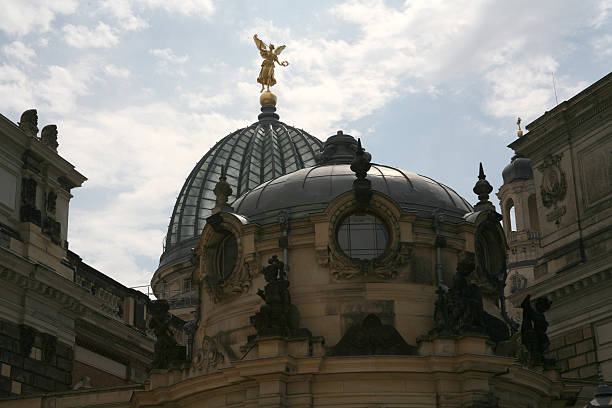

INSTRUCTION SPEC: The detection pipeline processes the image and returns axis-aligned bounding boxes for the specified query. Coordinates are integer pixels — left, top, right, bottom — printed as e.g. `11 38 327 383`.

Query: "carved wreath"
537 153 567 208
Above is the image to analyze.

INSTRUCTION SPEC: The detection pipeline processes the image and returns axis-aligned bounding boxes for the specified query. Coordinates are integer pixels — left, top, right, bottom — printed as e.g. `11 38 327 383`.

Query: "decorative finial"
19 109 39 138
351 138 373 206
254 34 288 107
41 124 59 151
517 117 523 137
212 165 233 214
473 162 494 211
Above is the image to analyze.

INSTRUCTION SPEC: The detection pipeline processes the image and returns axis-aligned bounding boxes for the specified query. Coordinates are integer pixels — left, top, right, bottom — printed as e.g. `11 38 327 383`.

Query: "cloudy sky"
0 0 610 290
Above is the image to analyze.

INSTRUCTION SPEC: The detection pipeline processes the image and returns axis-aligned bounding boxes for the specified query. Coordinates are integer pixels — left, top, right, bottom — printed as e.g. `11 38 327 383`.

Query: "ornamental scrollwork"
193 335 225 373
327 197 410 281
200 214 257 303
537 153 567 209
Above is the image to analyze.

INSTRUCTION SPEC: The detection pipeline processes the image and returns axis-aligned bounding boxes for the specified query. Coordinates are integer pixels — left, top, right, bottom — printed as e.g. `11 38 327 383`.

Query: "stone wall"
0 319 73 397
546 324 598 379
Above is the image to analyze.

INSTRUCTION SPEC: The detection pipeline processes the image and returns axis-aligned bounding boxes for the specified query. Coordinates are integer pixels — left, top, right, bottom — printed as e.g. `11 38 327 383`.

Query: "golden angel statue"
254 34 289 92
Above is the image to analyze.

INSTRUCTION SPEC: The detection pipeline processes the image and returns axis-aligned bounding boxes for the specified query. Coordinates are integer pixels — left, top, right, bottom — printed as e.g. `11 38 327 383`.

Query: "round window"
336 213 388 260
216 234 237 280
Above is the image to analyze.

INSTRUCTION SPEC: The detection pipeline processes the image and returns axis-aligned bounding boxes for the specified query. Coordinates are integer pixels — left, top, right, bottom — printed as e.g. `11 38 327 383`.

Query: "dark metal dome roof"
232 163 474 224
502 155 533 185
160 106 322 266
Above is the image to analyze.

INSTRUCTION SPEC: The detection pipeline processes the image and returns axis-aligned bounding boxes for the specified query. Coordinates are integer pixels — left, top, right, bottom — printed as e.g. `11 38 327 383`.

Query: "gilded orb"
260 91 277 107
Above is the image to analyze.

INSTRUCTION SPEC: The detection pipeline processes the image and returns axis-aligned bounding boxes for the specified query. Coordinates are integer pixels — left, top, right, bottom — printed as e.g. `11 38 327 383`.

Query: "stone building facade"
4 96 603 407
0 111 154 397
499 72 612 382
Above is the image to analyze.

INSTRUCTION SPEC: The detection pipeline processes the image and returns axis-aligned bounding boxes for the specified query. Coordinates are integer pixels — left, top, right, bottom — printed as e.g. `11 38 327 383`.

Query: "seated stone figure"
250 255 304 338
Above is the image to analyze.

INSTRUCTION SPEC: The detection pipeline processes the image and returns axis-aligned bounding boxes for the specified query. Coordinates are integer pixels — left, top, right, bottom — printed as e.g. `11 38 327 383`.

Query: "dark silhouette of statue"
520 294 554 366
149 300 185 369
250 255 305 338
431 252 510 342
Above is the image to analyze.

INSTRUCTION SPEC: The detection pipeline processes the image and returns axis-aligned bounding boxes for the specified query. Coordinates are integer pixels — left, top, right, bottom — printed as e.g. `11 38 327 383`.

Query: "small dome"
160 106 322 267
232 164 473 224
502 155 533 185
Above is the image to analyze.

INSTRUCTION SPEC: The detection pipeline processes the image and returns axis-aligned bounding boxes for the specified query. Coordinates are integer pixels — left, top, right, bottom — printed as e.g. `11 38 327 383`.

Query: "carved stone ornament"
193 335 225 373
40 124 59 150
537 153 567 209
250 255 310 338
329 314 416 356
431 252 510 343
327 198 409 281
201 216 255 303
19 109 39 138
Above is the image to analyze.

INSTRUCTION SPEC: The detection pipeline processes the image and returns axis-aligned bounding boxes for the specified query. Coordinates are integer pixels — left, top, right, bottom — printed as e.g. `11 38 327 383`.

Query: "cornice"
0 246 129 321
0 114 87 189
511 255 612 304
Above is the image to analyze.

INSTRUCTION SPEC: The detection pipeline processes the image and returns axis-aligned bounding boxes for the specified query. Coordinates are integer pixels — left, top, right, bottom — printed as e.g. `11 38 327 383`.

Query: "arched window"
216 233 238 280
528 194 539 231
504 198 517 232
336 213 389 260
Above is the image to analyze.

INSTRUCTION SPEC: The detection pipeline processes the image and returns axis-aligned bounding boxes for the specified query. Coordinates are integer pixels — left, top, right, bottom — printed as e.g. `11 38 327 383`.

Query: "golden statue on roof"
254 34 289 93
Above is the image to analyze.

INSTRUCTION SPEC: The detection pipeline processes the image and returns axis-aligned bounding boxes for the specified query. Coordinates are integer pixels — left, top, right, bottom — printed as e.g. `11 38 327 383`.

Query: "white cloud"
592 34 612 57
99 0 149 31
241 1 603 135
149 48 189 65
180 92 232 110
2 41 36 65
59 104 246 287
37 65 92 114
137 0 214 18
104 64 131 78
0 62 95 115
484 57 590 121
38 38 49 47
0 65 36 111
63 22 119 48
0 0 78 36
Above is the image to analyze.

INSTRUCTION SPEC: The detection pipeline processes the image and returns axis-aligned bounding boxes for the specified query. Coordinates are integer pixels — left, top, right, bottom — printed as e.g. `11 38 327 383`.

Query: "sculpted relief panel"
537 153 568 227
580 137 612 207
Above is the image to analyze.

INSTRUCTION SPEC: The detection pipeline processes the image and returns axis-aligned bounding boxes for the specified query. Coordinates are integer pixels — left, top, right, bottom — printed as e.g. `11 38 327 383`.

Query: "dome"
502 155 533 185
232 133 473 224
232 164 473 223
160 105 323 267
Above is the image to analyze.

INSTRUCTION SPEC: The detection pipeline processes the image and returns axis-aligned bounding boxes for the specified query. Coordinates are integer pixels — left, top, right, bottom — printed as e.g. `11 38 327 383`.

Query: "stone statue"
41 124 59 150
253 34 289 93
431 252 510 342
520 294 554 366
149 300 186 369
213 165 232 207
451 252 486 332
250 255 302 337
19 109 38 138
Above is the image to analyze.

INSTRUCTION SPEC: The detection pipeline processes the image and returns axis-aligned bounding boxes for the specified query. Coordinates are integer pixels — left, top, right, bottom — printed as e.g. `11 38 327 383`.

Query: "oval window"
216 234 237 280
336 213 388 260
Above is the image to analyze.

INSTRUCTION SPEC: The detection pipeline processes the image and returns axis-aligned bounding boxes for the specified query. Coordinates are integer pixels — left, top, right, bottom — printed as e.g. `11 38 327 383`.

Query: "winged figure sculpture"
254 34 289 92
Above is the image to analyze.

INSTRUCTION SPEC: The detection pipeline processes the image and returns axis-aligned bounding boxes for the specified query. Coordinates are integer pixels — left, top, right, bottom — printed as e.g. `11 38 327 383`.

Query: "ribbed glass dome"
162 106 322 264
